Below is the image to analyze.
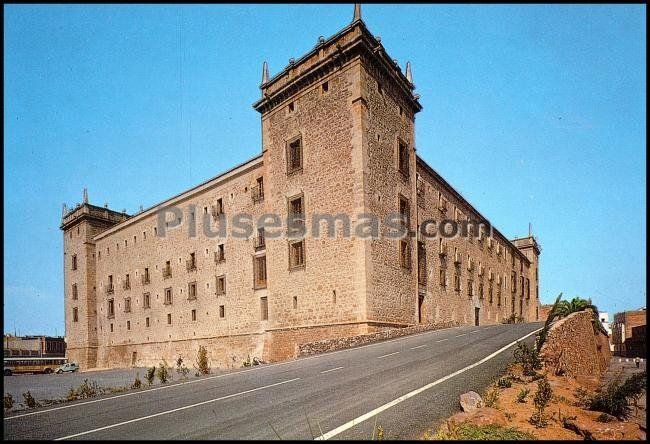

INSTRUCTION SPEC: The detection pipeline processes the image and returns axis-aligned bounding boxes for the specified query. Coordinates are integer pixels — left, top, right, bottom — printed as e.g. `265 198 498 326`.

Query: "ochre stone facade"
61 8 541 370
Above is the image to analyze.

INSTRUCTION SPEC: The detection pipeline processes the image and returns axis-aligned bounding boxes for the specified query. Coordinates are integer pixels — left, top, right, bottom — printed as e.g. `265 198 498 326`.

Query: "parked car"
55 362 79 374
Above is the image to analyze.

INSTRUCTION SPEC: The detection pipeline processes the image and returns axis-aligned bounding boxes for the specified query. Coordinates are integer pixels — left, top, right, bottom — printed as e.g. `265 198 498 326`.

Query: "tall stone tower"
253 5 423 356
60 191 129 368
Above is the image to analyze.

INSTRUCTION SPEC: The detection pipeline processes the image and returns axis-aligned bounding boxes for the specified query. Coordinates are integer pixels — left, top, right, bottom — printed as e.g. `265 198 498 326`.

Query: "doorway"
131 351 137 367
418 294 425 323
474 307 480 326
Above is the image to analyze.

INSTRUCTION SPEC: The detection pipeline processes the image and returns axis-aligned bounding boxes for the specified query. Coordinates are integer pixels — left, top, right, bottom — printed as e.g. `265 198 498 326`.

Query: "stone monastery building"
61 5 541 369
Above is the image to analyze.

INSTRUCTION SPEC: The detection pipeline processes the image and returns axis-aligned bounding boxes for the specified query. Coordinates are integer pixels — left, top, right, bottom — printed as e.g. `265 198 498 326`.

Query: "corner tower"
60 191 129 368
253 4 422 355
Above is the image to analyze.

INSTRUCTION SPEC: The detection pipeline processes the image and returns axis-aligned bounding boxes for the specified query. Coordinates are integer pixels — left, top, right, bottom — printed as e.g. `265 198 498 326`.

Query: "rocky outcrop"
540 309 612 378
296 321 459 357
460 391 483 412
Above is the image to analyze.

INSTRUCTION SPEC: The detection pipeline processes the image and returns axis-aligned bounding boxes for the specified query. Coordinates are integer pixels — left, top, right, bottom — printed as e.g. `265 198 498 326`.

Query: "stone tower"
253 4 423 356
61 191 129 368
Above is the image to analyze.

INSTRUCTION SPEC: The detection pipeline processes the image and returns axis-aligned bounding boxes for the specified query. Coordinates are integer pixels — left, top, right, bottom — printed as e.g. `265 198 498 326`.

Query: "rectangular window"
164 287 173 305
123 274 130 290
110 323 114 332
417 241 426 286
293 296 298 309
143 292 151 309
107 275 114 293
398 139 409 177
399 195 410 230
400 239 411 269
143 267 150 285
188 282 197 300
289 240 306 269
187 252 196 271
467 279 473 297
72 283 78 300
454 274 461 292
511 271 517 294
219 305 225 318
286 137 303 174
216 275 226 295
260 297 268 321
107 299 115 318
255 227 266 250
526 278 530 299
322 81 329 93
163 260 172 279
191 309 196 322
439 268 446 287
215 244 225 263
254 255 267 289
252 177 264 203
167 313 172 325
72 254 77 270
124 297 131 313
127 320 131 330
213 198 224 217
145 317 150 327
288 194 305 229
73 307 78 322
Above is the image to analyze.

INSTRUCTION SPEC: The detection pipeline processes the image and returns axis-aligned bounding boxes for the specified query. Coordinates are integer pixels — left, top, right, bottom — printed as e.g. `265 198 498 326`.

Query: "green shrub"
176 356 189 379
157 360 171 384
529 376 552 428
65 387 78 402
145 366 156 386
76 379 100 399
22 391 40 409
484 386 500 408
589 371 646 419
434 423 536 440
4 394 14 411
517 389 530 403
497 377 512 388
573 387 593 408
513 341 542 376
131 373 142 389
196 345 210 375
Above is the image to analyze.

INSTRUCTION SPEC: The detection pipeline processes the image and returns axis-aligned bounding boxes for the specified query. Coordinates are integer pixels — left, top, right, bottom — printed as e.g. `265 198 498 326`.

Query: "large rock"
459 391 483 412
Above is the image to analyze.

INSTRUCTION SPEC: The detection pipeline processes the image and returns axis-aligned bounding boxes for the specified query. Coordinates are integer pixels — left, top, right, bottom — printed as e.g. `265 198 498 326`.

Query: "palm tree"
552 297 598 318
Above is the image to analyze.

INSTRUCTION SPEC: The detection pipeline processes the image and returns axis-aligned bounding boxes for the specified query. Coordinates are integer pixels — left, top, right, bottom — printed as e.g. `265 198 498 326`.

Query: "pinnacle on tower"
261 61 269 85
62 203 68 217
83 187 88 204
353 4 361 22
406 61 413 84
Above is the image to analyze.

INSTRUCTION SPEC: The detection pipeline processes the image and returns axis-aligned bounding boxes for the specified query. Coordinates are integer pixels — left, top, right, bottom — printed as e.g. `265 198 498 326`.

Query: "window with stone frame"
286 136 303 175
167 313 172 325
73 307 78 322
400 239 411 269
164 287 173 305
397 139 409 177
219 305 225 318
526 277 530 299
417 241 426 285
439 267 446 287
399 195 410 231
191 309 197 322
287 194 305 235
124 297 131 313
72 283 78 300
260 296 268 321
216 275 226 295
188 281 197 300
254 255 267 289
107 299 115 318
143 292 151 309
454 273 461 292
215 244 225 263
289 240 305 269
467 279 473 297
72 254 77 270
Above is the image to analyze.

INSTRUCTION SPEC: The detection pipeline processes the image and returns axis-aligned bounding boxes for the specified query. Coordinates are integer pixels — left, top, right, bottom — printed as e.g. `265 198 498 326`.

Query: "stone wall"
540 309 612 378
297 321 459 357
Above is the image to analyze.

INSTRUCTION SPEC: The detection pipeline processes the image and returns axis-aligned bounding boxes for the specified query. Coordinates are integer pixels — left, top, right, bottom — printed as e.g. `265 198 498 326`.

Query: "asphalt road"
4 322 542 440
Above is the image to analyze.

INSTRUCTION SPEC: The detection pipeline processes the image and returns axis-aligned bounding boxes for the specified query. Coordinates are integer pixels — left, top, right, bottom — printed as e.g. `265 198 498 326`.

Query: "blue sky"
4 4 646 335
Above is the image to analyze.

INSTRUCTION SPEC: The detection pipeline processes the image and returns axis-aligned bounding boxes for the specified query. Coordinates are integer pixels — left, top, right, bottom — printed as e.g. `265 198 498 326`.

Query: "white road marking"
376 352 400 359
435 339 448 343
409 344 429 350
3 322 497 421
469 330 480 334
315 327 542 440
54 378 300 440
320 367 344 374
455 334 467 337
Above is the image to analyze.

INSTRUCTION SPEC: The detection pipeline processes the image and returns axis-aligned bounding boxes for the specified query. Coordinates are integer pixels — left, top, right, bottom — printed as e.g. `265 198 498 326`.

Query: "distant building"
598 312 614 351
611 308 646 358
3 335 66 357
539 304 554 321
